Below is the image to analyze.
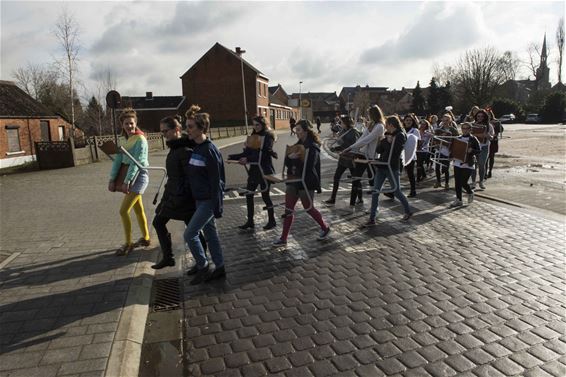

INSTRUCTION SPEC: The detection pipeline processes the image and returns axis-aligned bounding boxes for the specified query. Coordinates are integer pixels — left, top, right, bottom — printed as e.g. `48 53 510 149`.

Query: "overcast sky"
1 1 564 102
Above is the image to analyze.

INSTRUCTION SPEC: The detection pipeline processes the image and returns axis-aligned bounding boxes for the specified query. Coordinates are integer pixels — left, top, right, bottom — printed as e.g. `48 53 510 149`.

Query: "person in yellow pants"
108 108 151 255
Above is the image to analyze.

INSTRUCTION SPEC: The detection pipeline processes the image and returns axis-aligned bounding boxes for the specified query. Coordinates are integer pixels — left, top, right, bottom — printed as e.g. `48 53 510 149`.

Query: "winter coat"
155 136 196 221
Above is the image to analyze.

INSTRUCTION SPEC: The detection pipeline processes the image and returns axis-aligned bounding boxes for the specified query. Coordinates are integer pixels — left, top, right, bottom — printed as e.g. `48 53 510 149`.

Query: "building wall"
0 117 72 165
182 46 263 127
269 106 298 130
132 109 180 133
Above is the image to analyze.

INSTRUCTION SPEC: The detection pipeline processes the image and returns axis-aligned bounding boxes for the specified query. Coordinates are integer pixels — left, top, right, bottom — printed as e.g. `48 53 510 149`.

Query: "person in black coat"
273 120 330 246
151 116 206 269
228 116 277 230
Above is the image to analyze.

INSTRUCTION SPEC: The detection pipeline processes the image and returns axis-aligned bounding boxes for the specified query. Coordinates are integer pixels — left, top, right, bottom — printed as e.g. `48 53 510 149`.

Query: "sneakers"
189 265 211 285
151 257 175 269
467 192 474 204
263 221 277 230
450 200 463 208
402 212 413 221
317 227 331 240
433 182 441 188
134 238 151 247
324 199 336 205
444 183 450 190
479 182 486 190
272 238 287 246
205 266 226 282
186 264 200 276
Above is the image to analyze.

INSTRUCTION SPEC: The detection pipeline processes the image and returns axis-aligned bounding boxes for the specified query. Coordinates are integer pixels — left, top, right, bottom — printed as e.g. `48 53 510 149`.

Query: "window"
58 126 66 141
257 82 261 96
40 120 51 141
6 126 22 153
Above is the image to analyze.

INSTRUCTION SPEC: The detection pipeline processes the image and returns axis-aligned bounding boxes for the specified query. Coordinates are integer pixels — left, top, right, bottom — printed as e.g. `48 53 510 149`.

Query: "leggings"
245 179 275 223
119 192 150 245
281 186 328 242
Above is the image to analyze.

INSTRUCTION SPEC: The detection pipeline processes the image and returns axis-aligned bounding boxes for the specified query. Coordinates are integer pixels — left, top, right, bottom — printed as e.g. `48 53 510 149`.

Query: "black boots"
152 232 174 269
152 257 175 269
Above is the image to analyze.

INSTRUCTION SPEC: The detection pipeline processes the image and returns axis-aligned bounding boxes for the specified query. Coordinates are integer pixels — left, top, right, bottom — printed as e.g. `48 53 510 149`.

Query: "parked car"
499 114 516 123
526 113 540 124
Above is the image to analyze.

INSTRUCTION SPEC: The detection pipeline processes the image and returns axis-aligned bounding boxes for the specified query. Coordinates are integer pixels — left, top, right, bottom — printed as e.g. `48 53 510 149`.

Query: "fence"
37 127 249 169
35 140 75 169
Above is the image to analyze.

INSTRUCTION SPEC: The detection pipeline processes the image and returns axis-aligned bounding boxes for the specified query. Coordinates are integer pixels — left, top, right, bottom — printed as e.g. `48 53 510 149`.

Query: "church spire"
542 33 548 59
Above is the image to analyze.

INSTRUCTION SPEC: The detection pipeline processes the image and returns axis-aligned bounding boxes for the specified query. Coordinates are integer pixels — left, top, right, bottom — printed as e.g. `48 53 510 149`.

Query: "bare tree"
557 17 564 83
13 63 59 100
54 8 80 136
524 42 542 79
454 47 516 107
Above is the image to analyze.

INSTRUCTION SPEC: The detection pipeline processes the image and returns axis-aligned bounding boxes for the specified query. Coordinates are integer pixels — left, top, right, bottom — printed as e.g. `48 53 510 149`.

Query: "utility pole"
299 81 303 120
235 47 249 134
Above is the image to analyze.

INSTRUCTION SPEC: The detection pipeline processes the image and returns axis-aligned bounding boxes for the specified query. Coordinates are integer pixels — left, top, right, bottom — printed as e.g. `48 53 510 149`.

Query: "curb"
104 247 159 377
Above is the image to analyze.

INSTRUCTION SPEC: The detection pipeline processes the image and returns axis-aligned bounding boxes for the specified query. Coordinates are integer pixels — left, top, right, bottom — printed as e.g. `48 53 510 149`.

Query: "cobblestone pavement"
182 183 565 376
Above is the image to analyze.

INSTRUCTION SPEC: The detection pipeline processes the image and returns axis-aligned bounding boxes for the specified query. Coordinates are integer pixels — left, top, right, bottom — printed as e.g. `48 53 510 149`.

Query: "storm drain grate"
151 278 181 312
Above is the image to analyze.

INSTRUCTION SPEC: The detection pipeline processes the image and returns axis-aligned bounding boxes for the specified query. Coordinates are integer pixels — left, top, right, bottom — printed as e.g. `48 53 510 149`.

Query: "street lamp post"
299 81 303 120
236 47 249 134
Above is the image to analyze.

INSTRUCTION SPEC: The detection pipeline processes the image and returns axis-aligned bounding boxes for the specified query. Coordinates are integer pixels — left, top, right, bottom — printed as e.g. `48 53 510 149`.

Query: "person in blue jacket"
183 105 226 285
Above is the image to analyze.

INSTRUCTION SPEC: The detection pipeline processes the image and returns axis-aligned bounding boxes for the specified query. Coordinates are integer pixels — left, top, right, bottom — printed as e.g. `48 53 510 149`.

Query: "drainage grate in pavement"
151 278 181 312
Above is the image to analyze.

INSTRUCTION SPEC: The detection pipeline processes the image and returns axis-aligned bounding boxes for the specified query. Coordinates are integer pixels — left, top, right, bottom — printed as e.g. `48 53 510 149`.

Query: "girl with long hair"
273 120 330 246
231 116 277 230
365 115 413 226
108 108 151 256
402 113 421 197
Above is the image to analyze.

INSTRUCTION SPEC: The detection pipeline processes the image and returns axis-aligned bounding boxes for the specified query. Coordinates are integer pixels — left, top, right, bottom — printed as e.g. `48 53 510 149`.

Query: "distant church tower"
535 33 551 90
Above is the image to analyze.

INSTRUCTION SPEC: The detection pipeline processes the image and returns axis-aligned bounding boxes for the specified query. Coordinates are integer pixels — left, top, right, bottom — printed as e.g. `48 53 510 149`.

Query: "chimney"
146 92 153 100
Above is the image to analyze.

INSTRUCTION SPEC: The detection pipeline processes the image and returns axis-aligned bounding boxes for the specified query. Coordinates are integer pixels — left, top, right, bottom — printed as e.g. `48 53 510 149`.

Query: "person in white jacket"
402 114 421 197
342 105 386 195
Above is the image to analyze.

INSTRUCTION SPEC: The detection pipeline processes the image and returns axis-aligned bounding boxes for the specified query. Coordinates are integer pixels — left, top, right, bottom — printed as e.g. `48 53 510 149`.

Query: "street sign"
106 90 121 109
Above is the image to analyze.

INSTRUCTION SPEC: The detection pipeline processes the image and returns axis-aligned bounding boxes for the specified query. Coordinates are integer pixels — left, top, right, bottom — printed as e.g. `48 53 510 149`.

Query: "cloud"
360 2 487 65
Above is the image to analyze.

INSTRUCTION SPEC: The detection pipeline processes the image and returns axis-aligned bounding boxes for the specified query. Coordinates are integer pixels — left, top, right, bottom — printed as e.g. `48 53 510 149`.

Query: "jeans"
472 145 489 184
405 160 416 194
245 179 275 223
184 200 224 269
369 168 411 221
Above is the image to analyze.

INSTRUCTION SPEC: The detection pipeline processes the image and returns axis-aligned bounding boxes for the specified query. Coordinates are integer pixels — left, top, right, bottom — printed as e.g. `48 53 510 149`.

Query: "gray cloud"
360 2 486 64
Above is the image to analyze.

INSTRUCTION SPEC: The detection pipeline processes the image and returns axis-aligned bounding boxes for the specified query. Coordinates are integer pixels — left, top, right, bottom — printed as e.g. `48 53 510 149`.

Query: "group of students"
326 103 503 223
108 103 503 282
108 107 331 284
108 106 226 285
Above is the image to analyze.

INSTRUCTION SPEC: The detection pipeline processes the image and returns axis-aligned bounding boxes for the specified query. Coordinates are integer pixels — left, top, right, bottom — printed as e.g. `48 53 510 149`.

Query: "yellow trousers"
119 193 150 245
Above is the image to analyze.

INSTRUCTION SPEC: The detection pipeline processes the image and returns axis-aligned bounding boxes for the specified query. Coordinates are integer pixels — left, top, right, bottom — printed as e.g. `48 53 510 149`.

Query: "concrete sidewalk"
0 133 257 377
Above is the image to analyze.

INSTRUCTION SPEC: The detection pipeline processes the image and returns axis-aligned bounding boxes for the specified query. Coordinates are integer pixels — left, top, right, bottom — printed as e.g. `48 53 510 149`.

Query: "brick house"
268 84 298 130
289 92 339 122
0 80 75 169
181 43 270 128
119 92 186 132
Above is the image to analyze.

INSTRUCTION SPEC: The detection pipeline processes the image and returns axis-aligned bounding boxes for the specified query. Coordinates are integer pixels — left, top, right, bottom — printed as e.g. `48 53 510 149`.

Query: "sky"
1 0 564 103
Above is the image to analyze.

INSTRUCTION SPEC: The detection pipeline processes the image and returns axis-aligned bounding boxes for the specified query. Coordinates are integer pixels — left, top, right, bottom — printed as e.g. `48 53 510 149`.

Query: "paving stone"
308 360 338 377
397 350 428 369
331 340 356 355
376 357 406 375
79 342 112 360
309 345 336 361
416 345 446 363
246 347 272 362
288 350 315 367
423 361 458 377
58 358 107 375
224 352 250 368
200 358 226 375
0 351 43 371
355 364 385 377
509 350 545 369
492 357 525 376
241 363 268 377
